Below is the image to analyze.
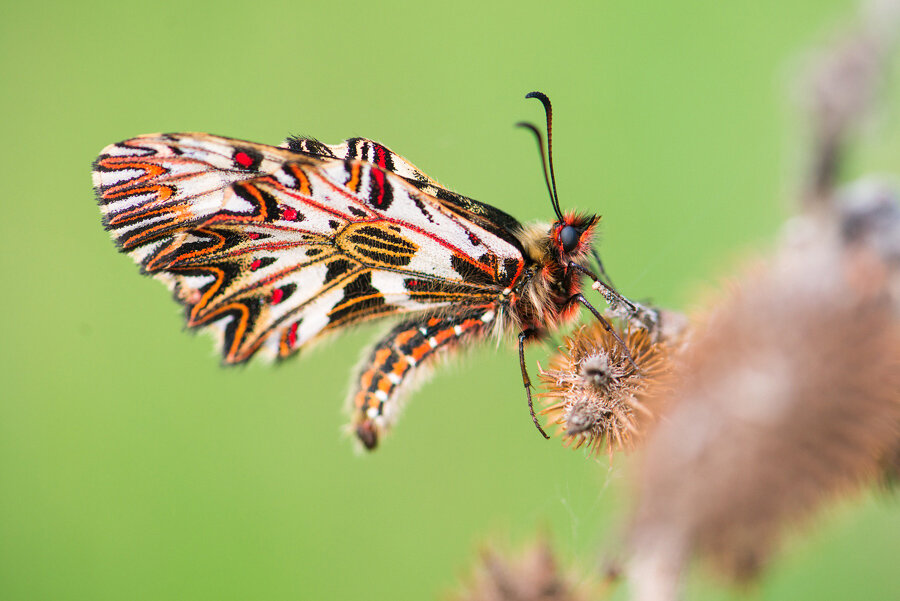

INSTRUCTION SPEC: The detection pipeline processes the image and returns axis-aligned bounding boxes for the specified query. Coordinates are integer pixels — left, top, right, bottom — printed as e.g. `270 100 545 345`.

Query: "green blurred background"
2 1 898 599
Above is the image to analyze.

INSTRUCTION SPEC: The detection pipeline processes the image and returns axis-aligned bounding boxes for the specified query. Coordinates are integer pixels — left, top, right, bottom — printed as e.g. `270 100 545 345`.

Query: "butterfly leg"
351 310 493 450
567 293 639 372
567 261 637 314
569 260 661 333
518 329 551 440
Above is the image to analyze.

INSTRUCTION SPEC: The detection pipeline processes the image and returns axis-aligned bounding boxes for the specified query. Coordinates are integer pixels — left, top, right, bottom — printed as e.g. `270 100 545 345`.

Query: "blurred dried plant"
450 540 605 601
628 224 900 596
838 179 900 487
625 2 900 597
804 0 900 207
884 442 900 485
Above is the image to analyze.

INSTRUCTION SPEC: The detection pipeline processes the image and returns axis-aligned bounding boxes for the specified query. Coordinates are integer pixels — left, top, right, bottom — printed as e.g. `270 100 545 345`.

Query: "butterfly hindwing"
352 309 494 449
94 133 525 364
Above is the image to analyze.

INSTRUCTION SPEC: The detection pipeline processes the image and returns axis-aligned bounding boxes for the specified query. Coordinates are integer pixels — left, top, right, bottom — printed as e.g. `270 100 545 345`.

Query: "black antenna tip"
525 91 552 109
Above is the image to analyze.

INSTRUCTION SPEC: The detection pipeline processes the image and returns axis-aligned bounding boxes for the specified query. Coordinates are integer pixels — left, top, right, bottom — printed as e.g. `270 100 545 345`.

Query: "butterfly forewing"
286 135 527 250
284 136 443 189
93 133 524 364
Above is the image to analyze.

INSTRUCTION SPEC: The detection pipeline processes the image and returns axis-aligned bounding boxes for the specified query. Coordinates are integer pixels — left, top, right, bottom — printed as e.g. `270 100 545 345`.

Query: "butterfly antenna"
516 121 563 221
525 91 563 220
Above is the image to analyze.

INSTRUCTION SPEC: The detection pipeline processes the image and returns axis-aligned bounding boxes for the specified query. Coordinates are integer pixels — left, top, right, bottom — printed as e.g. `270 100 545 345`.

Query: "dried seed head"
579 353 612 391
566 392 603 435
538 323 672 458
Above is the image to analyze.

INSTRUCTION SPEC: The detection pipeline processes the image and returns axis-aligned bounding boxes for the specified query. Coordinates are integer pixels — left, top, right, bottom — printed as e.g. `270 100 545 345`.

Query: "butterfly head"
552 212 599 264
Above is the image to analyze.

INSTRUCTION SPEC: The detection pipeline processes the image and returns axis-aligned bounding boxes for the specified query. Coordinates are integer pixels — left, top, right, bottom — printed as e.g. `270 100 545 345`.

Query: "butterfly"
92 92 632 450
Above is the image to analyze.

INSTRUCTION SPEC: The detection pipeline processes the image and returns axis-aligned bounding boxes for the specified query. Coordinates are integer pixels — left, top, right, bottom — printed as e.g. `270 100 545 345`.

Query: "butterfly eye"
560 225 580 253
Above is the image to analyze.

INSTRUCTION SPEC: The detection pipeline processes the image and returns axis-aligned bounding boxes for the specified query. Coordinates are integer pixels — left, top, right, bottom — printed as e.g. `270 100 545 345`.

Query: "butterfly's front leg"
350 308 495 450
518 329 551 440
566 292 638 371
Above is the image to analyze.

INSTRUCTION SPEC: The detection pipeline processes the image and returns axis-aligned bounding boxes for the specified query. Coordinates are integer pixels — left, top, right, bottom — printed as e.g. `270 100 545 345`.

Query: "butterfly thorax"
507 213 599 333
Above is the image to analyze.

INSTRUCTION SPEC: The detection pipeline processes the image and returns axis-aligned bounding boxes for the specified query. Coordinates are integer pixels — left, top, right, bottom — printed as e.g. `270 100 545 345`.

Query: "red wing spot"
372 168 386 206
287 322 298 347
283 207 298 221
235 151 254 168
270 288 285 304
249 233 260 240
374 145 387 169
250 259 262 271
